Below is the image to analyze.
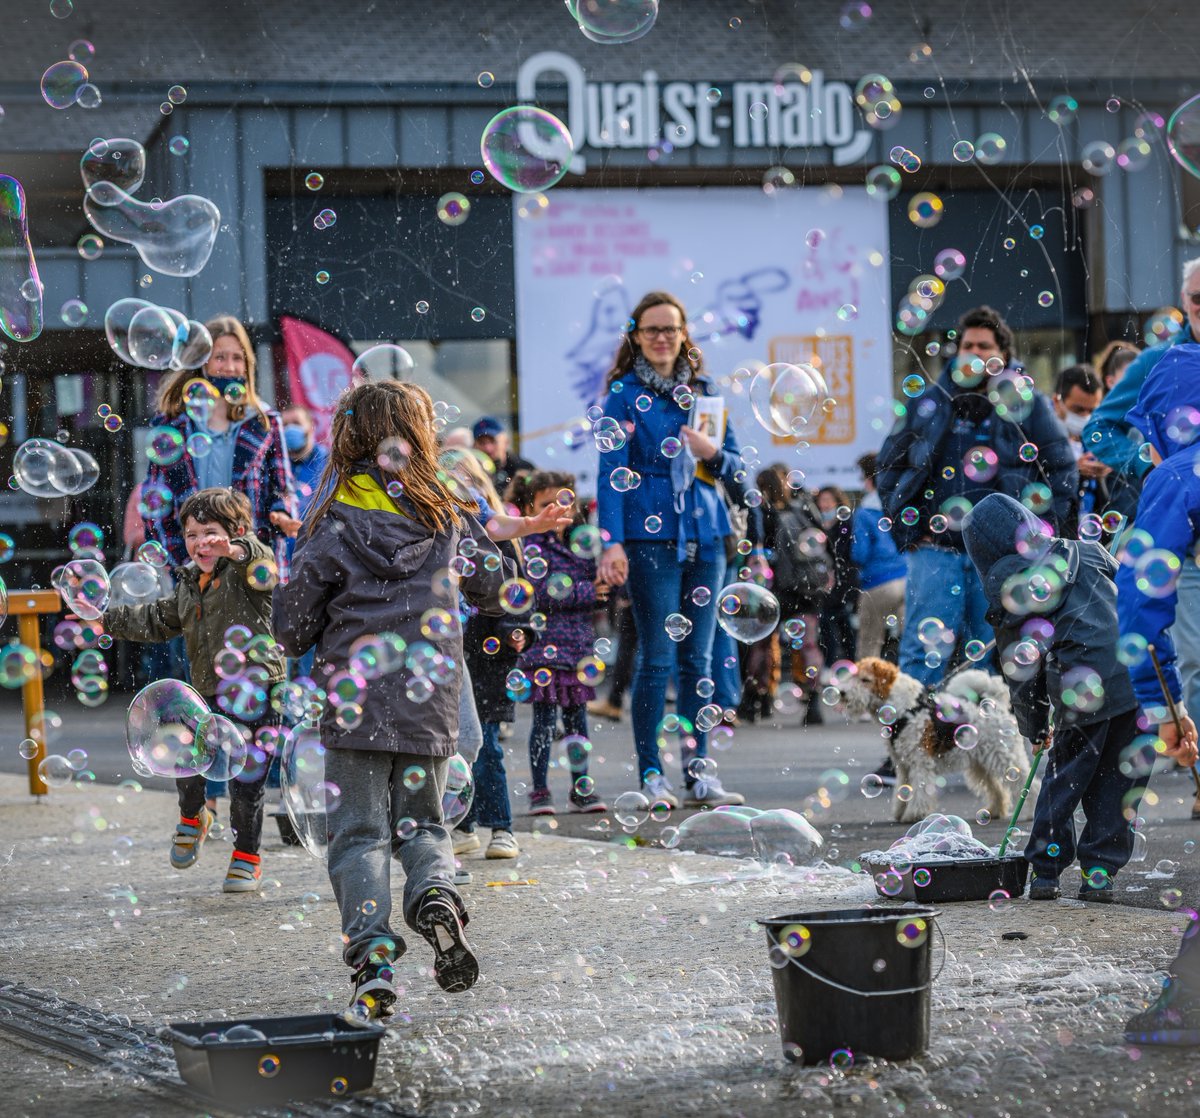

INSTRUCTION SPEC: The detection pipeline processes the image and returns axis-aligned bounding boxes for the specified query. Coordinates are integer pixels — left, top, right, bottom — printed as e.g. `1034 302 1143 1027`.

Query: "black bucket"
757 906 940 1066
863 856 1029 903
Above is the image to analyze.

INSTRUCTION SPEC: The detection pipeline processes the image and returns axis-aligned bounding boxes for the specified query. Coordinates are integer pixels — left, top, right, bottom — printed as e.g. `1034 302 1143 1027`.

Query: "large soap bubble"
749 809 825 865
566 0 659 43
84 181 220 278
748 362 826 437
41 60 88 109
442 753 475 827
79 138 147 194
0 176 43 343
196 713 248 783
61 448 100 496
280 723 333 860
13 438 83 497
171 318 213 369
672 805 760 857
351 343 416 381
104 298 155 363
716 583 781 643
52 558 110 620
128 304 182 369
126 680 217 778
1168 93 1200 181
108 561 165 604
481 107 574 193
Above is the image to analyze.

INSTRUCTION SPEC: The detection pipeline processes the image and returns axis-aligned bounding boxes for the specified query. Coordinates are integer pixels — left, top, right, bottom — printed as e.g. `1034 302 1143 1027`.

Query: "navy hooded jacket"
1116 343 1200 709
962 493 1136 745
876 362 1078 553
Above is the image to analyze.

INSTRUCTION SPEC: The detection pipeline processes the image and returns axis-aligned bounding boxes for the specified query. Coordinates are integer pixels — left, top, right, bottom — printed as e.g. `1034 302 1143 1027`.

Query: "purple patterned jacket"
141 408 298 581
518 530 600 674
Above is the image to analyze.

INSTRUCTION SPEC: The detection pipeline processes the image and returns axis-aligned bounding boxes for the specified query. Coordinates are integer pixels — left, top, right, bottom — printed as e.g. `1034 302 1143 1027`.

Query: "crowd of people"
90 265 1200 1039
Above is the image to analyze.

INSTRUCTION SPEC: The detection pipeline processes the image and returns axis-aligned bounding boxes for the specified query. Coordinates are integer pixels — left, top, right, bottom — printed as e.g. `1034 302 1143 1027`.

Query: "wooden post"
7 590 63 797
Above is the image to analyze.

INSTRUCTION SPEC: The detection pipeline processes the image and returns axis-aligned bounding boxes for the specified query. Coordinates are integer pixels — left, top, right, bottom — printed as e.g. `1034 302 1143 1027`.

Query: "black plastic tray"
863 856 1029 903
164 1013 385 1103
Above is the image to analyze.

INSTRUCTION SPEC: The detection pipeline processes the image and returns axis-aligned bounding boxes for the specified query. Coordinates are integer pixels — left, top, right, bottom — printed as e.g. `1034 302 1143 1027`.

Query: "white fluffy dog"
840 657 1034 824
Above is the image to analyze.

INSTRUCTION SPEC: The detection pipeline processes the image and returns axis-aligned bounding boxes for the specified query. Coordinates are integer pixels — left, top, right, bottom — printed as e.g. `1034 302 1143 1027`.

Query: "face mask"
284 425 309 453
206 374 243 397
820 510 837 525
1063 411 1089 438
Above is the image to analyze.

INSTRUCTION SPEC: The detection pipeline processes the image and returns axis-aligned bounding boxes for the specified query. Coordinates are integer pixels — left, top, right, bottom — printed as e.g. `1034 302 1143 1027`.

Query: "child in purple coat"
510 471 609 815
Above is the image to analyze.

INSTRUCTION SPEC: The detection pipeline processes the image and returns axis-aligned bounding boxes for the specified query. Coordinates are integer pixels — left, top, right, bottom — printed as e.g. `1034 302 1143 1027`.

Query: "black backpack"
770 501 833 599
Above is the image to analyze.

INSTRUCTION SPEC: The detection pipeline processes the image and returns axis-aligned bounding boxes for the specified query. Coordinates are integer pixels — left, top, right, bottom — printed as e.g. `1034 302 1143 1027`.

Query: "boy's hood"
962 492 1077 618
1127 342 1200 459
328 472 438 580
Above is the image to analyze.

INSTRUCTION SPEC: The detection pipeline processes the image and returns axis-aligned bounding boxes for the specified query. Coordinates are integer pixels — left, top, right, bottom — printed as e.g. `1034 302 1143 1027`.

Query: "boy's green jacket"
103 535 286 699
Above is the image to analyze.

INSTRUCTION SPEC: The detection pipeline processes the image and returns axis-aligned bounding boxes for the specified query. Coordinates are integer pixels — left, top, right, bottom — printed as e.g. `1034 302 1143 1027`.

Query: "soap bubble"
197 714 248 783
351 343 416 381
84 180 220 277
0 177 43 343
481 106 574 193
38 754 75 788
613 790 651 827
127 304 181 369
861 773 885 798
280 723 332 860
1081 140 1117 175
748 362 826 437
171 318 213 369
1168 92 1200 180
103 297 156 363
1135 549 1182 597
566 0 659 44
53 558 110 619
126 680 217 778
13 438 82 497
442 753 475 826
665 613 693 641
41 60 88 109
716 583 780 643
907 192 944 228
934 247 967 280
865 165 902 199
79 137 146 194
436 192 471 226
109 561 162 603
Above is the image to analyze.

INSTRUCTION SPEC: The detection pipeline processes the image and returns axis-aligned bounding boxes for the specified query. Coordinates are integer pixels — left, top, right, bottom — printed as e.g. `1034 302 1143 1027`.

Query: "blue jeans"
528 703 588 793
625 541 726 784
1173 563 1200 718
462 722 512 832
712 625 742 709
898 545 991 686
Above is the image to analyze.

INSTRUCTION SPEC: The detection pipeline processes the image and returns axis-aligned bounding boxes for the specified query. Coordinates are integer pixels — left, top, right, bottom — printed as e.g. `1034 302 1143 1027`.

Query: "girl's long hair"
603 290 702 390
305 381 475 535
156 315 263 424
440 447 503 515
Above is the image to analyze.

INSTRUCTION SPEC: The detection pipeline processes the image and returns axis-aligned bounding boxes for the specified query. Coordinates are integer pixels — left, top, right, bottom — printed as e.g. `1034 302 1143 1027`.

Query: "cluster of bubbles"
82 137 220 278
13 438 99 498
104 297 212 370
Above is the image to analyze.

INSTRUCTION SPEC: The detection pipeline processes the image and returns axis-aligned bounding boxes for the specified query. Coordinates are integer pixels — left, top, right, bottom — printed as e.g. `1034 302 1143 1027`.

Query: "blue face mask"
284 424 309 453
206 374 243 397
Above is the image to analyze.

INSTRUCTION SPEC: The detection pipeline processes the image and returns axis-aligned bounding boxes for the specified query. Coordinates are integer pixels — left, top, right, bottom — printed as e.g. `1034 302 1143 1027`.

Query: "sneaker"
223 852 262 893
453 830 482 856
347 959 399 1021
528 788 556 816
642 772 680 809
803 700 825 726
170 807 214 870
415 889 479 993
1028 875 1061 900
587 698 623 722
873 758 898 787
454 867 473 886
486 829 520 859
568 790 608 813
498 722 513 741
684 775 745 808
1079 869 1116 903
1125 980 1200 1046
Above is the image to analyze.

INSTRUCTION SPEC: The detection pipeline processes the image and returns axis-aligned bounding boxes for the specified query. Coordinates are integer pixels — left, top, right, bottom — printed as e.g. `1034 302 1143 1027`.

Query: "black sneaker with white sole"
415 889 479 993
347 959 399 1021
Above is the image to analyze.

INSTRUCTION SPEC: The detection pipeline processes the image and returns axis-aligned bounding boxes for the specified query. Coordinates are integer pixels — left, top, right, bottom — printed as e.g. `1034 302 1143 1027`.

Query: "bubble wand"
1146 644 1200 818
997 747 1043 859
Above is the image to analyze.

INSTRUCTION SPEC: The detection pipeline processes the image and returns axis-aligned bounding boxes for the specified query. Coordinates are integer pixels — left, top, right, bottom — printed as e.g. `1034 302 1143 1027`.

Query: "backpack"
770 501 833 598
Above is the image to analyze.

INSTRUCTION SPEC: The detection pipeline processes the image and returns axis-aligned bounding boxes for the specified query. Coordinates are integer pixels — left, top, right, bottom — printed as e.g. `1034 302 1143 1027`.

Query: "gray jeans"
324 749 462 969
457 664 483 764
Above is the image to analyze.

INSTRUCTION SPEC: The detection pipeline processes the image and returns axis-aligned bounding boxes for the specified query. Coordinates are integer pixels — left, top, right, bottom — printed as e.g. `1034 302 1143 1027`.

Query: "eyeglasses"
636 325 683 340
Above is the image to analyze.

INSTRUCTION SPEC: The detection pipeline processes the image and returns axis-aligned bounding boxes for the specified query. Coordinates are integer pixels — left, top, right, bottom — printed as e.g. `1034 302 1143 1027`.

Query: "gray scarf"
632 352 693 397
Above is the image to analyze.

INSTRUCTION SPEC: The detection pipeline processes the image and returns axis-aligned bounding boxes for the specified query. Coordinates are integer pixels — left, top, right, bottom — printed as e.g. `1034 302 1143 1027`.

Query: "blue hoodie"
962 493 1136 744
1115 343 1200 708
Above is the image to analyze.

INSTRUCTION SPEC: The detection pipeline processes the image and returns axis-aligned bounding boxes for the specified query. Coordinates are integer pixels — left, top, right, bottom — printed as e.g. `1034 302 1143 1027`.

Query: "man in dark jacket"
473 416 534 495
963 492 1143 903
877 305 1078 685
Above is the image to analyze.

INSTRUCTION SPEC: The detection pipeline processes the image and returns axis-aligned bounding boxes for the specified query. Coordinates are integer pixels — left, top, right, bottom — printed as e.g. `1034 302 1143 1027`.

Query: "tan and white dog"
841 657 1035 824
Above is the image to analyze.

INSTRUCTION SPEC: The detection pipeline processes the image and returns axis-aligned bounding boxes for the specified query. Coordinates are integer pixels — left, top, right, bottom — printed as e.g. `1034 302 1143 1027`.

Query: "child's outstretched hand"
1160 715 1200 768
270 511 302 538
523 504 574 536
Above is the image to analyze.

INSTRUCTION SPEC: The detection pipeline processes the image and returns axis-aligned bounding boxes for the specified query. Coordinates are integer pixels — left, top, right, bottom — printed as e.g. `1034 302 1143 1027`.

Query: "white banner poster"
514 186 893 496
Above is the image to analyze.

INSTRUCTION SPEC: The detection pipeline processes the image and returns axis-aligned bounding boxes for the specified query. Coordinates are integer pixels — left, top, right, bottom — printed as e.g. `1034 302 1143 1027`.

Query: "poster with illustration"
513 186 893 493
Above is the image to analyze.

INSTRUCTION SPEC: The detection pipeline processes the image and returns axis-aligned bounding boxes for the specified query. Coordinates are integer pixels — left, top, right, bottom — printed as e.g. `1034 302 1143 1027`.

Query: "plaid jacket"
141 408 298 581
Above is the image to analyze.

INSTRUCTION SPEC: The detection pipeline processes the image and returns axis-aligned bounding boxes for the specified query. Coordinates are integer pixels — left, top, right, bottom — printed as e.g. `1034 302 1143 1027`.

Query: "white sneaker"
453 831 482 856
685 776 745 807
643 773 680 809
486 829 520 859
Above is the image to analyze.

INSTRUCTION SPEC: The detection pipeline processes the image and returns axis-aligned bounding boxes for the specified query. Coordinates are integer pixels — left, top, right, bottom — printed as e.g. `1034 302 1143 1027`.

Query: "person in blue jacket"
1082 257 1200 520
1116 342 1200 755
596 290 746 810
876 305 1077 686
851 451 907 661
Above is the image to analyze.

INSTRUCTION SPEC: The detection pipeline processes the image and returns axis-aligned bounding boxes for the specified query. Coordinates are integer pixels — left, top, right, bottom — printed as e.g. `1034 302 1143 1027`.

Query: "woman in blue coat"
595 291 746 809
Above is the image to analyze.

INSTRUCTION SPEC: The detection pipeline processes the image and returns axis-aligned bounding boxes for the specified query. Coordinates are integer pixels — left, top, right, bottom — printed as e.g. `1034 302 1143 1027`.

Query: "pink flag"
280 315 356 442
